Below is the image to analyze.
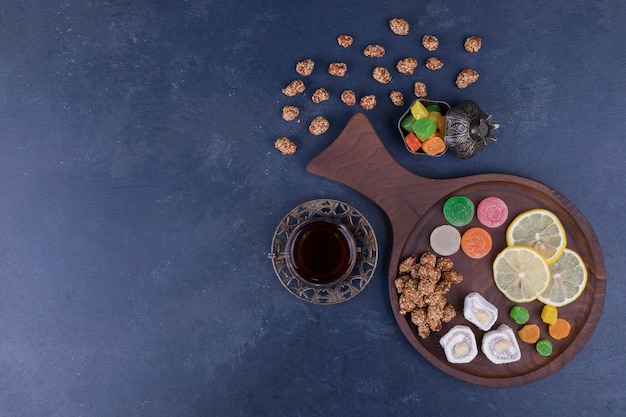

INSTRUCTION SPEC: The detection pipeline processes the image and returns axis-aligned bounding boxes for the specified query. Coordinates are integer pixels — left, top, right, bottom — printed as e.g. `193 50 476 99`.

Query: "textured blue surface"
1 1 625 416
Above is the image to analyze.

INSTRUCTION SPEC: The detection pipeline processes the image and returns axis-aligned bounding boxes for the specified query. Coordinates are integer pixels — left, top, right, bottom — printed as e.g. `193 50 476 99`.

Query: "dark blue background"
1 1 624 416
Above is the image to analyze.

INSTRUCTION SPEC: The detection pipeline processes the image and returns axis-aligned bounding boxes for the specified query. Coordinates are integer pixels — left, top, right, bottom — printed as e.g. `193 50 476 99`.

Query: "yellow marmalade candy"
410 100 429 120
541 304 558 324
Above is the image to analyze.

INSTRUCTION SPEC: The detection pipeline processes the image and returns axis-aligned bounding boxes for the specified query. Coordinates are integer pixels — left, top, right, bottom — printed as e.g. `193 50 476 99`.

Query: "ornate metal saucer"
267 199 378 305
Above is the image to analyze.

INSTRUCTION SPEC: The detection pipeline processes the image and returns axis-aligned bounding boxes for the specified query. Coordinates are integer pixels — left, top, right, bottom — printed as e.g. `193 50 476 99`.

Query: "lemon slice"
506 209 566 264
493 246 551 303
538 248 588 307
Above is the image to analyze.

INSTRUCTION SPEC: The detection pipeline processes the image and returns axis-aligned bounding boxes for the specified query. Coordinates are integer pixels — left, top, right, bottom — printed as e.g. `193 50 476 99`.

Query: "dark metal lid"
444 100 500 159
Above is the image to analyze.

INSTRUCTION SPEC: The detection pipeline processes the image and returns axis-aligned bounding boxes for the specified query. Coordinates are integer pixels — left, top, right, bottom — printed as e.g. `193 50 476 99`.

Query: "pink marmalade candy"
476 197 508 228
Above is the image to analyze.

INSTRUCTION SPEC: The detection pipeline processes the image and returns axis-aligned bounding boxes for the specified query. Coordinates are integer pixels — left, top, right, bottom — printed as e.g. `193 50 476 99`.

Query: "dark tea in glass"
287 218 356 285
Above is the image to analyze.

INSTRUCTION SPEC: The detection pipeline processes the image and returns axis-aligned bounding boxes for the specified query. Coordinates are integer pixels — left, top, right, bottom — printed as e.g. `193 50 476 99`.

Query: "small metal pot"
444 100 500 159
398 99 499 159
398 99 450 157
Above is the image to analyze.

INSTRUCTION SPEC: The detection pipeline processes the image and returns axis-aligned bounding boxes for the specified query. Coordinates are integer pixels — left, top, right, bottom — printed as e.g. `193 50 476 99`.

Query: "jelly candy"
535 339 553 356
477 196 509 228
401 113 416 132
509 305 530 325
461 227 493 259
410 100 429 119
426 104 442 113
548 317 571 340
404 132 422 152
437 115 446 136
517 324 540 344
413 117 437 140
427 111 441 125
430 224 461 256
421 136 446 155
443 196 475 227
541 304 558 324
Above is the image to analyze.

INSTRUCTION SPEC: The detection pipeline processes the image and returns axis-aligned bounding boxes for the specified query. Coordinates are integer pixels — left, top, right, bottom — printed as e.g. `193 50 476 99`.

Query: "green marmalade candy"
510 305 530 324
412 117 437 140
443 196 475 227
536 339 553 356
401 114 416 132
426 104 442 113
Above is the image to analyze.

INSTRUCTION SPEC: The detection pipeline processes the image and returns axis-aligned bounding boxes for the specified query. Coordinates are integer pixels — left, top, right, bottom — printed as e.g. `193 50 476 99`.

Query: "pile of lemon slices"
493 209 588 307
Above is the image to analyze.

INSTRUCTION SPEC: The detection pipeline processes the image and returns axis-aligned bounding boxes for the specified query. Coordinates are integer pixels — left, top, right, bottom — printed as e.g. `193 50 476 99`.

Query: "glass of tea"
285 217 357 286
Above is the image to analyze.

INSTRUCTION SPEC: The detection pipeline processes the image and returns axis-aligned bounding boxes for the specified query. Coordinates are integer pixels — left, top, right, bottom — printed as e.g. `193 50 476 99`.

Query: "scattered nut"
363 44 385 58
282 80 305 97
280 25 483 141
464 36 482 53
455 68 479 88
295 59 314 76
281 105 299 121
396 57 418 75
389 90 404 107
337 34 353 48
359 95 377 111
274 137 297 155
340 90 357 106
413 82 428 98
425 57 444 70
328 62 348 77
372 66 392 84
389 18 410 35
422 35 439 51
311 87 329 103
309 116 330 135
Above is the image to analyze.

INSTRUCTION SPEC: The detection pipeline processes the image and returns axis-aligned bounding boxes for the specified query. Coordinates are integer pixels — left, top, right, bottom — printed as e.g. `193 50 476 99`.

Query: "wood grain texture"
307 113 606 387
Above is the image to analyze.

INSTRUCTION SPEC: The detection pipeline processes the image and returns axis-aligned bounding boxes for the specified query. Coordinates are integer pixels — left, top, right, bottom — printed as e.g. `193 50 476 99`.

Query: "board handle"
307 114 426 215
306 113 451 267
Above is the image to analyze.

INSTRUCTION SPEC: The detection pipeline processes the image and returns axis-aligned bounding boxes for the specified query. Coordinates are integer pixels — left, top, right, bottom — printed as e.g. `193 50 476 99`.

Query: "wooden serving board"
307 113 606 387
